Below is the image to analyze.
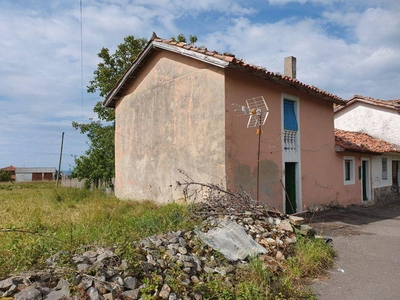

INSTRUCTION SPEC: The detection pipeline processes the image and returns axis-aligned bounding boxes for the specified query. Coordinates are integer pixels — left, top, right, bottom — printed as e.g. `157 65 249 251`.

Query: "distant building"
15 167 56 182
0 165 16 180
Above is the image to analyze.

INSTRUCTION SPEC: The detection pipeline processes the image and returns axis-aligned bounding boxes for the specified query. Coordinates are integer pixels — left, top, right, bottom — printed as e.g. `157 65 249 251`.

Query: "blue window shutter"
284 100 298 131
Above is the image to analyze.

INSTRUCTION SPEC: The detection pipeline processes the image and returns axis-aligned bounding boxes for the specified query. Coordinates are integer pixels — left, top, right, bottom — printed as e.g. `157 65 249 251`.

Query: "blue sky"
1 0 399 170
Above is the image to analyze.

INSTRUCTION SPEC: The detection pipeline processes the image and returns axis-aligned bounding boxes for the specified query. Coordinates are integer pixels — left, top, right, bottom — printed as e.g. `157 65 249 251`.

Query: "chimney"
284 56 296 79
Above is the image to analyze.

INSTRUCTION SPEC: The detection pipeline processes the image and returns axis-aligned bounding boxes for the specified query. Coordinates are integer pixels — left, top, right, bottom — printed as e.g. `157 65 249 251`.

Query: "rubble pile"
0 188 312 300
0 209 308 299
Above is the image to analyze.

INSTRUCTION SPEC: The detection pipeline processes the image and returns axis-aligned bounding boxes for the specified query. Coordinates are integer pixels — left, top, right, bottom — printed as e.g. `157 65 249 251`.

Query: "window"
284 100 298 131
343 156 355 185
382 158 388 180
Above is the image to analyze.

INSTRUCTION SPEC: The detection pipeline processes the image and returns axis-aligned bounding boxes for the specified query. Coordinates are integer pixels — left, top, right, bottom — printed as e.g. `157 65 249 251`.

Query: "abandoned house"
104 34 373 213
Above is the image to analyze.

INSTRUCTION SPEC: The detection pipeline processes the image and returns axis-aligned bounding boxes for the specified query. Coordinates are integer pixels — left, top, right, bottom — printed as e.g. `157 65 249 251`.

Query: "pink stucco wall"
224 69 283 209
114 51 226 202
224 68 363 211
113 49 366 208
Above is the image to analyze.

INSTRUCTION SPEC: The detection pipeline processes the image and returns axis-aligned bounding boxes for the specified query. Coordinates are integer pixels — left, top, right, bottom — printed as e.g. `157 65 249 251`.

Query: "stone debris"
0 213 309 300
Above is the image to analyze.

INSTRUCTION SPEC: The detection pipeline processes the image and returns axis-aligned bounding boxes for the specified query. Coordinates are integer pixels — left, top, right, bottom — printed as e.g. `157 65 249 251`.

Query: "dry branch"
176 169 279 217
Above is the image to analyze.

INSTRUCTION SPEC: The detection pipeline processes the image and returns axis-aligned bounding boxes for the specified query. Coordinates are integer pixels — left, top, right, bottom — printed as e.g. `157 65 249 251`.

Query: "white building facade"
335 96 400 204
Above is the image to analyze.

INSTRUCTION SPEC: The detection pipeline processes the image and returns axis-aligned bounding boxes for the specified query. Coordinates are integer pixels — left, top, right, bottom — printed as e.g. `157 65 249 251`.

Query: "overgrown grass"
0 181 195 278
195 237 335 300
0 182 335 299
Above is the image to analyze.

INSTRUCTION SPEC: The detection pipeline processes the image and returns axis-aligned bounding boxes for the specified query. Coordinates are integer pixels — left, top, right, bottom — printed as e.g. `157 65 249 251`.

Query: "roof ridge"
151 37 343 102
104 33 346 107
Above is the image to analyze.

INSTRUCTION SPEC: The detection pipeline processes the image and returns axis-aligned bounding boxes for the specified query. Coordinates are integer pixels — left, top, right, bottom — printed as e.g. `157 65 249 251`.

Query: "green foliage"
87 35 148 97
194 273 235 299
72 34 198 183
140 274 163 299
272 236 335 299
235 258 273 299
170 33 198 45
72 36 147 185
0 170 12 182
71 119 115 187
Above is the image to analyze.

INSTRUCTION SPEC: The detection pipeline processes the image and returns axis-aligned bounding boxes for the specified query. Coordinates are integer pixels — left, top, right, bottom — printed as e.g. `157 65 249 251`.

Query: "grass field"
0 181 335 298
0 181 195 278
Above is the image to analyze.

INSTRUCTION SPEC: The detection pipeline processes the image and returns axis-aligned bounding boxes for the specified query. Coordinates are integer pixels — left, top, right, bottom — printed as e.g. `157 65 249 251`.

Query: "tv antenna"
234 96 269 203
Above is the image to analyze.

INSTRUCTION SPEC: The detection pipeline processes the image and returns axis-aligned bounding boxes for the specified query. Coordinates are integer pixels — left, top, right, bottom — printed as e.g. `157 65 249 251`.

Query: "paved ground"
307 202 400 300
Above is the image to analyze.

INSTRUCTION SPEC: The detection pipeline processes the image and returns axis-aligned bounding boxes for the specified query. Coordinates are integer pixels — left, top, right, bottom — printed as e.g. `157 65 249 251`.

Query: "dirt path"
307 202 400 300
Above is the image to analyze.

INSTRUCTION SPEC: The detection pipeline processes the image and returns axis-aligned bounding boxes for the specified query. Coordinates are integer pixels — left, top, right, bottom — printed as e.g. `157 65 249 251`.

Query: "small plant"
140 273 163 298
194 273 235 299
271 236 335 298
235 257 273 299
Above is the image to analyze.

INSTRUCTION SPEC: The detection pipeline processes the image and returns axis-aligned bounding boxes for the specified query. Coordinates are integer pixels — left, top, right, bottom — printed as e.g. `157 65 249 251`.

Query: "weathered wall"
298 94 364 208
372 154 400 203
224 68 363 211
115 51 226 202
335 103 400 146
224 69 283 210
372 155 392 189
15 173 33 182
374 186 400 204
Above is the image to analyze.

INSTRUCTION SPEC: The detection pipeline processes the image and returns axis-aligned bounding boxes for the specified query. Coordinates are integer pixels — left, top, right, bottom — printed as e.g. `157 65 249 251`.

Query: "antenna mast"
234 96 269 203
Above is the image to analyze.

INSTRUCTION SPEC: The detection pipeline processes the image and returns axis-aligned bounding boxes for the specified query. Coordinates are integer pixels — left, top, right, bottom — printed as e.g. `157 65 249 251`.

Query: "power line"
80 0 84 122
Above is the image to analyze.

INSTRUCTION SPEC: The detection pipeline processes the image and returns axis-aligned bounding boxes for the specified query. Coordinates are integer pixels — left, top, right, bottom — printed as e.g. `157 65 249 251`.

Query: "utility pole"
56 132 65 187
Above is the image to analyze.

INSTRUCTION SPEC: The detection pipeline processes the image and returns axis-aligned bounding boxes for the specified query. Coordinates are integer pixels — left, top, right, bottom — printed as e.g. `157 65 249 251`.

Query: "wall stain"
234 159 280 200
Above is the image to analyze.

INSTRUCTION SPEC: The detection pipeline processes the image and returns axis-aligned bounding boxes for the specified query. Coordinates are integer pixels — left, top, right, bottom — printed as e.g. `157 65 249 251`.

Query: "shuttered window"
284 100 298 131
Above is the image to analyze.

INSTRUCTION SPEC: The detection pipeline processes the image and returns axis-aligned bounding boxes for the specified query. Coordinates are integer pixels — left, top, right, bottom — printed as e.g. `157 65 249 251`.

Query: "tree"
72 35 147 187
72 34 196 187
0 170 12 182
71 120 115 188
170 34 197 45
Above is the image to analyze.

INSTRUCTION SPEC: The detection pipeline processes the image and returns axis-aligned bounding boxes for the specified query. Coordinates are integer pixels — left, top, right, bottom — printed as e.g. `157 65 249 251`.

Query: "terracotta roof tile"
104 34 346 107
335 129 400 154
152 37 345 103
335 95 400 113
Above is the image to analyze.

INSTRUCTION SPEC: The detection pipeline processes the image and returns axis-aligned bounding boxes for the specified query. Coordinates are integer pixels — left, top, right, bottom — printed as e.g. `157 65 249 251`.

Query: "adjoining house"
335 95 400 146
334 95 400 204
103 33 369 212
0 165 16 180
335 129 400 204
15 167 56 182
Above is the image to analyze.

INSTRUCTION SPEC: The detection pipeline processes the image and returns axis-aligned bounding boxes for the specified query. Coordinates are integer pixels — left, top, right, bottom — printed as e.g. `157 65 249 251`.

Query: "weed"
194 273 235 299
0 182 195 278
234 257 272 299
0 182 335 299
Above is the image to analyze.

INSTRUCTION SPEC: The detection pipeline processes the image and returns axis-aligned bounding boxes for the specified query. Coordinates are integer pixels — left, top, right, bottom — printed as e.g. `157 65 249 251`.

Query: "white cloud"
201 3 400 100
1 0 399 168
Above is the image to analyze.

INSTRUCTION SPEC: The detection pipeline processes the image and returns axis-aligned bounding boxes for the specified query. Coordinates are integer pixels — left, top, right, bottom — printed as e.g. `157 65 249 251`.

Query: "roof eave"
229 64 345 105
103 41 230 108
334 98 400 114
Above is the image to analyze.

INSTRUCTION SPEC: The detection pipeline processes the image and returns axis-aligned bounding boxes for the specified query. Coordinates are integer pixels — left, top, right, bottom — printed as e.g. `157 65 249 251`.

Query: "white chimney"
284 56 296 79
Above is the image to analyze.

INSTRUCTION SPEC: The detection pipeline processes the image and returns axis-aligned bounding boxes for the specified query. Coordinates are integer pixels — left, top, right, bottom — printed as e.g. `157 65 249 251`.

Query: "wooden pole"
256 114 262 204
56 132 64 187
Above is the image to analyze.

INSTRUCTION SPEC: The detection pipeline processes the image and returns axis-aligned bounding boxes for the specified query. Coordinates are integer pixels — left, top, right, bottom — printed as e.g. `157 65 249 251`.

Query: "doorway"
285 162 297 214
393 161 399 192
361 159 370 201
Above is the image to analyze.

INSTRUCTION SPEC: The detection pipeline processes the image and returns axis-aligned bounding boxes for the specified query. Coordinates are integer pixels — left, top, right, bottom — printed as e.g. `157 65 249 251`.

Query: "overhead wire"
80 0 84 122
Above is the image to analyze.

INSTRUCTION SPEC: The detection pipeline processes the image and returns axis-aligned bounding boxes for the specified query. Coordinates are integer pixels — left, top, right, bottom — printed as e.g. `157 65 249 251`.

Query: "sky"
1 0 399 171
